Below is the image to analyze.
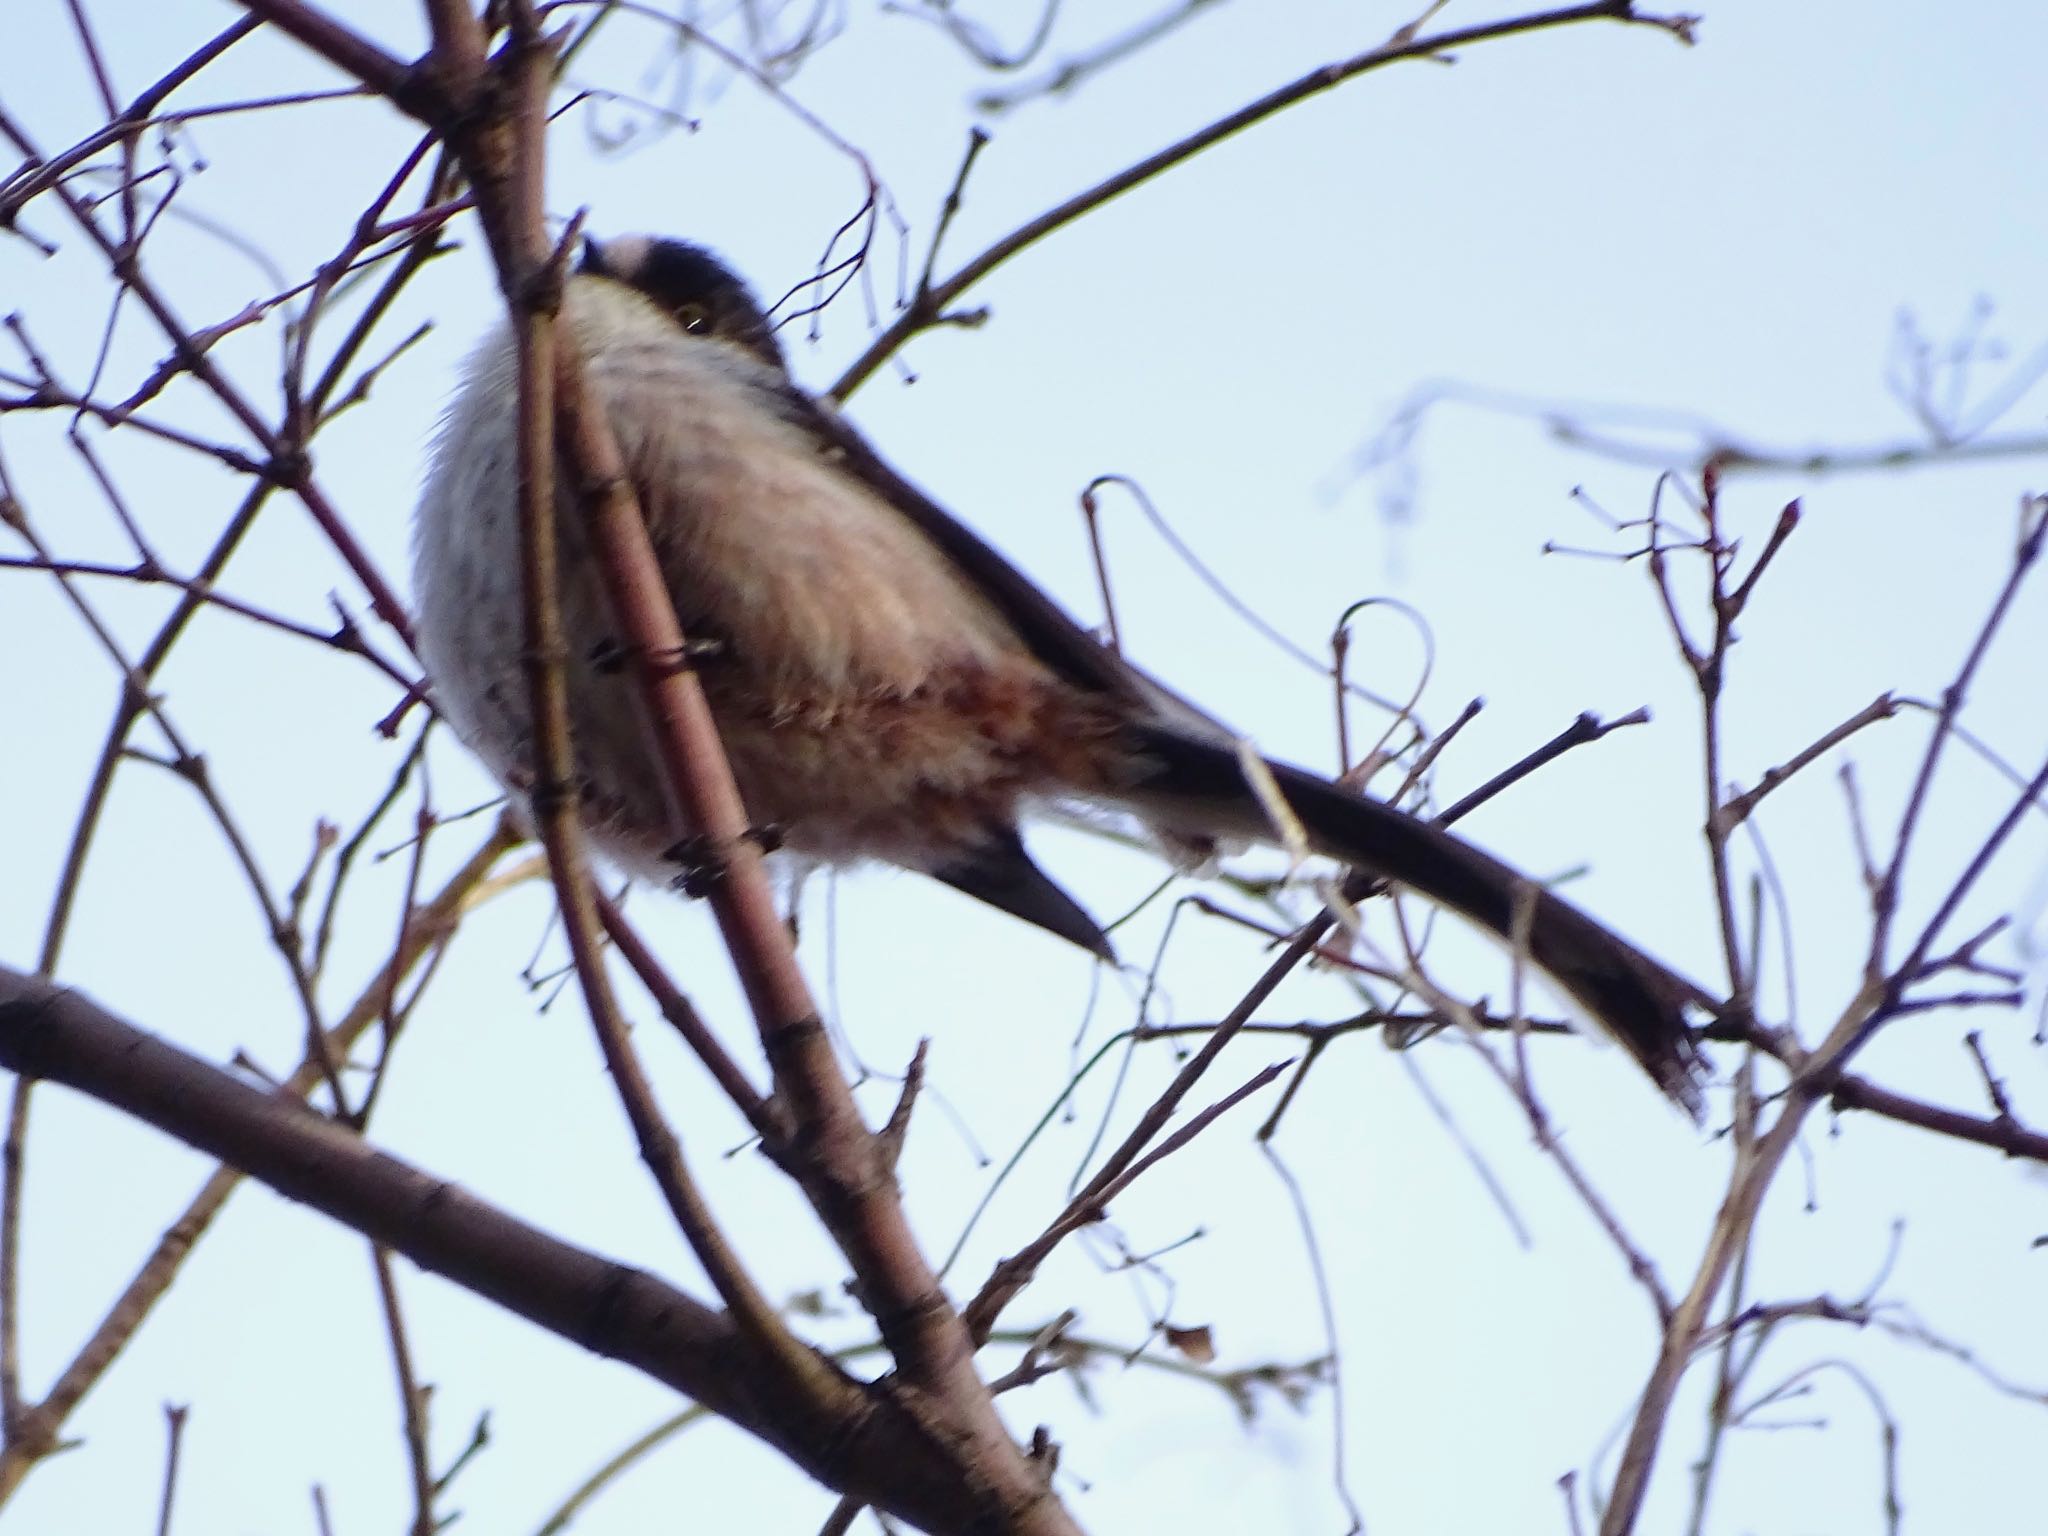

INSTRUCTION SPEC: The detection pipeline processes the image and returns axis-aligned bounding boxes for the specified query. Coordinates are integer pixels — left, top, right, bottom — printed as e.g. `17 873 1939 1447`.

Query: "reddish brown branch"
545 268 1075 1533
316 5 1085 1527
476 10 835 1440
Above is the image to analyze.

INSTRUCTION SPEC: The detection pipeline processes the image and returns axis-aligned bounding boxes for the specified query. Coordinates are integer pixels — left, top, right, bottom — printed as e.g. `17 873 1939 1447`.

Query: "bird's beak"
579 234 609 276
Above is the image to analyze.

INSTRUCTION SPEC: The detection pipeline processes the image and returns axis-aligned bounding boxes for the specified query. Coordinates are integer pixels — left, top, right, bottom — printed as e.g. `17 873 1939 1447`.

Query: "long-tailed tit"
412 235 1709 1112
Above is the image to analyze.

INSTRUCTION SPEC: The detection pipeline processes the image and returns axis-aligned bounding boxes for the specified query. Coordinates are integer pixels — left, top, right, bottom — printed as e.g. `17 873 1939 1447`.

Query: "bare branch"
831 1 1696 398
0 965 1057 1535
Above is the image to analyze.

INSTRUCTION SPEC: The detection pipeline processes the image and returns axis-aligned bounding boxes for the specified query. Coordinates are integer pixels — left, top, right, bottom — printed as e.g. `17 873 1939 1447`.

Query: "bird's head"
580 234 786 371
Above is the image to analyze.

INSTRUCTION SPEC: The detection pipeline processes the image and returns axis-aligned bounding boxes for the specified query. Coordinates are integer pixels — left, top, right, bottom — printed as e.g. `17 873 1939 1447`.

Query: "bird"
411 232 1710 1115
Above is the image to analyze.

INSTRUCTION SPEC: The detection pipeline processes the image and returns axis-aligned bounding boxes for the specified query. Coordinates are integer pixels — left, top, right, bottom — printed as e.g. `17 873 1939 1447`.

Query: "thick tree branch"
0 966 1046 1536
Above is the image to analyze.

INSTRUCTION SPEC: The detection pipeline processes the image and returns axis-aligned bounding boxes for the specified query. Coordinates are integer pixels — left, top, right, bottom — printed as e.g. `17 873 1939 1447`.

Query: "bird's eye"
674 301 713 335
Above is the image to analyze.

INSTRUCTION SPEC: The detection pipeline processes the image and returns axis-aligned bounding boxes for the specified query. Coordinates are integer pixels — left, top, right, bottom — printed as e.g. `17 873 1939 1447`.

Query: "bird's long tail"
1123 722 1709 1117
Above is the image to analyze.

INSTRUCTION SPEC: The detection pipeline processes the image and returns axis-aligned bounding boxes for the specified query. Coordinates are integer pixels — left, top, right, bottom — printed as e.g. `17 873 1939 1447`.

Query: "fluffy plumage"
411 234 1711 1114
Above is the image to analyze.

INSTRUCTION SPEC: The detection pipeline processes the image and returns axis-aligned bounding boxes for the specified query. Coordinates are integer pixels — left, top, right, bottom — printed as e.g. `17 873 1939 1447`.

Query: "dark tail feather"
933 824 1116 961
1124 723 1707 1117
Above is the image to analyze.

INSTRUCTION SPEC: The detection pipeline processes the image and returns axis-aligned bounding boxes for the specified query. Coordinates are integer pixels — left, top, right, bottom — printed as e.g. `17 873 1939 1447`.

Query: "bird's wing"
769 381 1231 740
760 374 1710 1112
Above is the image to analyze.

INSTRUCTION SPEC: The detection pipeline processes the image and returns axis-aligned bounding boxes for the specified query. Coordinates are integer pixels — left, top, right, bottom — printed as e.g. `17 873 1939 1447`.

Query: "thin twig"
154 1403 188 1536
831 1 1694 398
0 821 516 1505
371 1247 437 1536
